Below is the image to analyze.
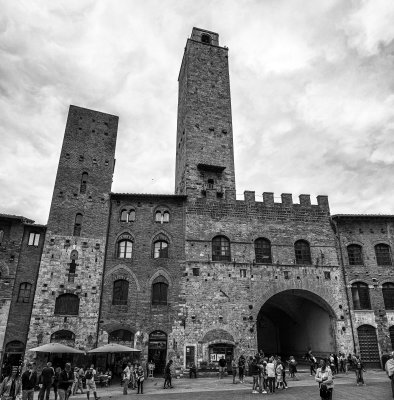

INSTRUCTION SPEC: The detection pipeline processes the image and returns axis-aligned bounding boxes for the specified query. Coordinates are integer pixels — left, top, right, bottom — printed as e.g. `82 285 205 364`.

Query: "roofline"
332 214 394 219
110 193 187 199
0 213 35 224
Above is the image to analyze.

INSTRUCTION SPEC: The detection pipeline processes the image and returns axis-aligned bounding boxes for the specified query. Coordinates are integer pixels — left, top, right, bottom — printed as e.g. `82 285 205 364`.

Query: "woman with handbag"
315 359 333 400
136 366 144 394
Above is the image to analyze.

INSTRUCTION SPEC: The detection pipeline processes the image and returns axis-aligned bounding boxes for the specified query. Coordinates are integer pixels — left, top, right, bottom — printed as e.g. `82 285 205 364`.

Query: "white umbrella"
30 343 85 354
88 343 141 353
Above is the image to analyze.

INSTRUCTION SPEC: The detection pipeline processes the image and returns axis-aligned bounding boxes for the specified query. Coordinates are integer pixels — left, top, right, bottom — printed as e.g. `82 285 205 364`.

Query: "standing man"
38 362 54 400
21 363 38 400
58 363 73 400
218 356 226 379
84 365 99 400
385 351 394 398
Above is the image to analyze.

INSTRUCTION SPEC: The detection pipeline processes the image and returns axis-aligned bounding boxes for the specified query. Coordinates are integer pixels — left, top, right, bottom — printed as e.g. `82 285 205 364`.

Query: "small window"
152 276 168 305
375 244 392 266
0 230 4 244
73 214 83 236
129 210 136 222
118 240 133 259
347 244 363 265
120 209 128 222
294 240 311 265
255 238 272 263
192 268 200 277
80 172 88 194
212 236 231 261
120 209 135 222
201 33 211 44
351 282 371 310
207 179 214 189
163 211 170 223
284 271 290 280
155 211 162 222
240 269 246 278
28 233 40 246
17 282 32 303
112 279 129 305
324 271 331 280
383 283 394 310
154 240 168 259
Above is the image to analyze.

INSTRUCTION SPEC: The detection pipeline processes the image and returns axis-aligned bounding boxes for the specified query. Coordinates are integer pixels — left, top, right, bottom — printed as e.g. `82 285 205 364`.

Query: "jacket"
0 376 22 399
21 371 38 391
315 367 333 389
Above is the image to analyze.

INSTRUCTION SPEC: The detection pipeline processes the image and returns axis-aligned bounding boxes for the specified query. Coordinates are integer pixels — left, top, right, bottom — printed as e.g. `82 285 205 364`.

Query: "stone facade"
1 27 393 373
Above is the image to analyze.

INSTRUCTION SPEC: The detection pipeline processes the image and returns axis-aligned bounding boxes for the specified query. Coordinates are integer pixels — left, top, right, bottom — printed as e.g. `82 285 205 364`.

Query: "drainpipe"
332 217 357 353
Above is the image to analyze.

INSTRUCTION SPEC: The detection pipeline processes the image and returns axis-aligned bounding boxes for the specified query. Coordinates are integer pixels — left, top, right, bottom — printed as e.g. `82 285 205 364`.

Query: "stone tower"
175 28 236 200
26 105 118 353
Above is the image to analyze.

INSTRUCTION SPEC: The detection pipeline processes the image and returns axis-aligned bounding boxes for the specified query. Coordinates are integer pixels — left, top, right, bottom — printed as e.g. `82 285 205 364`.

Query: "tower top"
190 27 219 46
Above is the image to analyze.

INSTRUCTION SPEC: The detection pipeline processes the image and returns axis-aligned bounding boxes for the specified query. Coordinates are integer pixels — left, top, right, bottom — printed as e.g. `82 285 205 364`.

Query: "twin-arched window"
152 276 168 305
212 235 231 261
155 210 170 223
294 240 311 264
118 239 133 258
120 209 135 222
255 238 272 263
54 294 80 315
154 240 168 258
351 282 371 310
113 279 129 305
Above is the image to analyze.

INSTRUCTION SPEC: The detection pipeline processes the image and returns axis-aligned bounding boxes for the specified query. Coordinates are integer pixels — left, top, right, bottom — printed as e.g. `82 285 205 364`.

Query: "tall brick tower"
26 105 118 353
175 28 236 199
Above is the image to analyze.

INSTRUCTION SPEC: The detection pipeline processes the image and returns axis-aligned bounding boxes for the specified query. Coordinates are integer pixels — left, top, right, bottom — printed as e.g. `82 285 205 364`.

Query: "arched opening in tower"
256 289 336 359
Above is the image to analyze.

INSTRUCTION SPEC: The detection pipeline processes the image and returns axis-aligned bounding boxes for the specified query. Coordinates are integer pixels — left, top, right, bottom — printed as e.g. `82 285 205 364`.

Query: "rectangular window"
324 271 331 280
284 271 290 280
240 269 246 278
192 268 200 277
28 233 40 246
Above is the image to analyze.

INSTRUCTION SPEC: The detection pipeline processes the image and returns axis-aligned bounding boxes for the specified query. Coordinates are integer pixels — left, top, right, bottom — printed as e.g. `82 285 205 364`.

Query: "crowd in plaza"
1 351 394 400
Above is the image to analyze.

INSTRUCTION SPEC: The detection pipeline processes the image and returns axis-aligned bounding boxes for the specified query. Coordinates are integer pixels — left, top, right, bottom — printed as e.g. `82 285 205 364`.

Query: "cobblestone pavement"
69 370 393 400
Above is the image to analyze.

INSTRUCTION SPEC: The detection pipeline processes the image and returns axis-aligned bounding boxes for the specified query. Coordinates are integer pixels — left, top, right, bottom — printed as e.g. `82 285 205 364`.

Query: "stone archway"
256 289 337 358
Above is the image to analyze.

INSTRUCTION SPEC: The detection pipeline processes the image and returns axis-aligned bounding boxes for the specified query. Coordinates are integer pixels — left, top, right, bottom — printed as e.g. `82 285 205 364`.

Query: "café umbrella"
30 343 85 354
88 343 141 353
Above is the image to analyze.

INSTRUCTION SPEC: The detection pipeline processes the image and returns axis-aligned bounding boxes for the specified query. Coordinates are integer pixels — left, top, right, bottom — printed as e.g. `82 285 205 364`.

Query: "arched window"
347 244 363 265
120 210 128 222
152 276 168 305
375 244 392 266
129 210 136 222
294 240 311 265
155 211 162 222
112 279 129 305
382 283 394 310
212 235 231 261
109 329 134 344
73 214 83 236
17 282 32 303
254 238 272 264
154 240 168 258
120 209 135 222
118 239 133 258
50 330 75 345
163 211 170 223
54 294 80 315
5 341 25 354
201 33 212 44
80 172 88 194
351 282 371 310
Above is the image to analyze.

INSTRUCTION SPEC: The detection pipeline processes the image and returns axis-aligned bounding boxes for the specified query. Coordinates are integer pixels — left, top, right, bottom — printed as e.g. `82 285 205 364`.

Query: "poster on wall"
210 354 216 362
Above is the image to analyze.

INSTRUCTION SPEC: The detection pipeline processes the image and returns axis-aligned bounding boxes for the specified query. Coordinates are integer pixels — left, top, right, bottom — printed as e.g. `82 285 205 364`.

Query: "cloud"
1 0 394 223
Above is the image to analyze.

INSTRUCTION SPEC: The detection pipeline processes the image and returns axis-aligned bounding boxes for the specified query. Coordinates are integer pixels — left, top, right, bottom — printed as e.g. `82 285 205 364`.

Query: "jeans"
137 380 143 394
22 389 34 400
390 375 394 398
355 369 364 384
320 388 333 400
123 379 129 395
267 377 275 393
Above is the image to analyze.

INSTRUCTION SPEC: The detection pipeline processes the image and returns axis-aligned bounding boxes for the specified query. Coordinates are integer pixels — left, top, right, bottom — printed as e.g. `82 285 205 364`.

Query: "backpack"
85 369 93 380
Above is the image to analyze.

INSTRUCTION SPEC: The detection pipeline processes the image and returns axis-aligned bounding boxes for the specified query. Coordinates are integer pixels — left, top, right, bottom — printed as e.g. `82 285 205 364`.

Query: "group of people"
122 363 145 395
0 362 101 400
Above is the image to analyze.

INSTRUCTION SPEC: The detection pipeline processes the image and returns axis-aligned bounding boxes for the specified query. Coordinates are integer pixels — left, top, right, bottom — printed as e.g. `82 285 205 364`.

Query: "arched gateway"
256 289 337 358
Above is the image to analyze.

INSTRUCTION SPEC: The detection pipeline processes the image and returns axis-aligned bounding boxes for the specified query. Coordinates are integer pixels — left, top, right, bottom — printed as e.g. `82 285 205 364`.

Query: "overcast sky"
1 0 394 225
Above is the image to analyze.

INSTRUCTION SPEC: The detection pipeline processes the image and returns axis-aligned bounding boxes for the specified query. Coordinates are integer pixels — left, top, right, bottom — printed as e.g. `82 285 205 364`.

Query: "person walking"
0 368 22 400
21 363 38 400
315 359 333 400
288 356 298 380
266 356 276 394
57 363 74 400
84 365 99 400
250 358 259 394
238 355 245 384
163 360 173 389
385 351 394 398
218 356 226 379
136 366 144 394
38 362 54 400
231 359 237 384
122 363 131 395
354 356 366 386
